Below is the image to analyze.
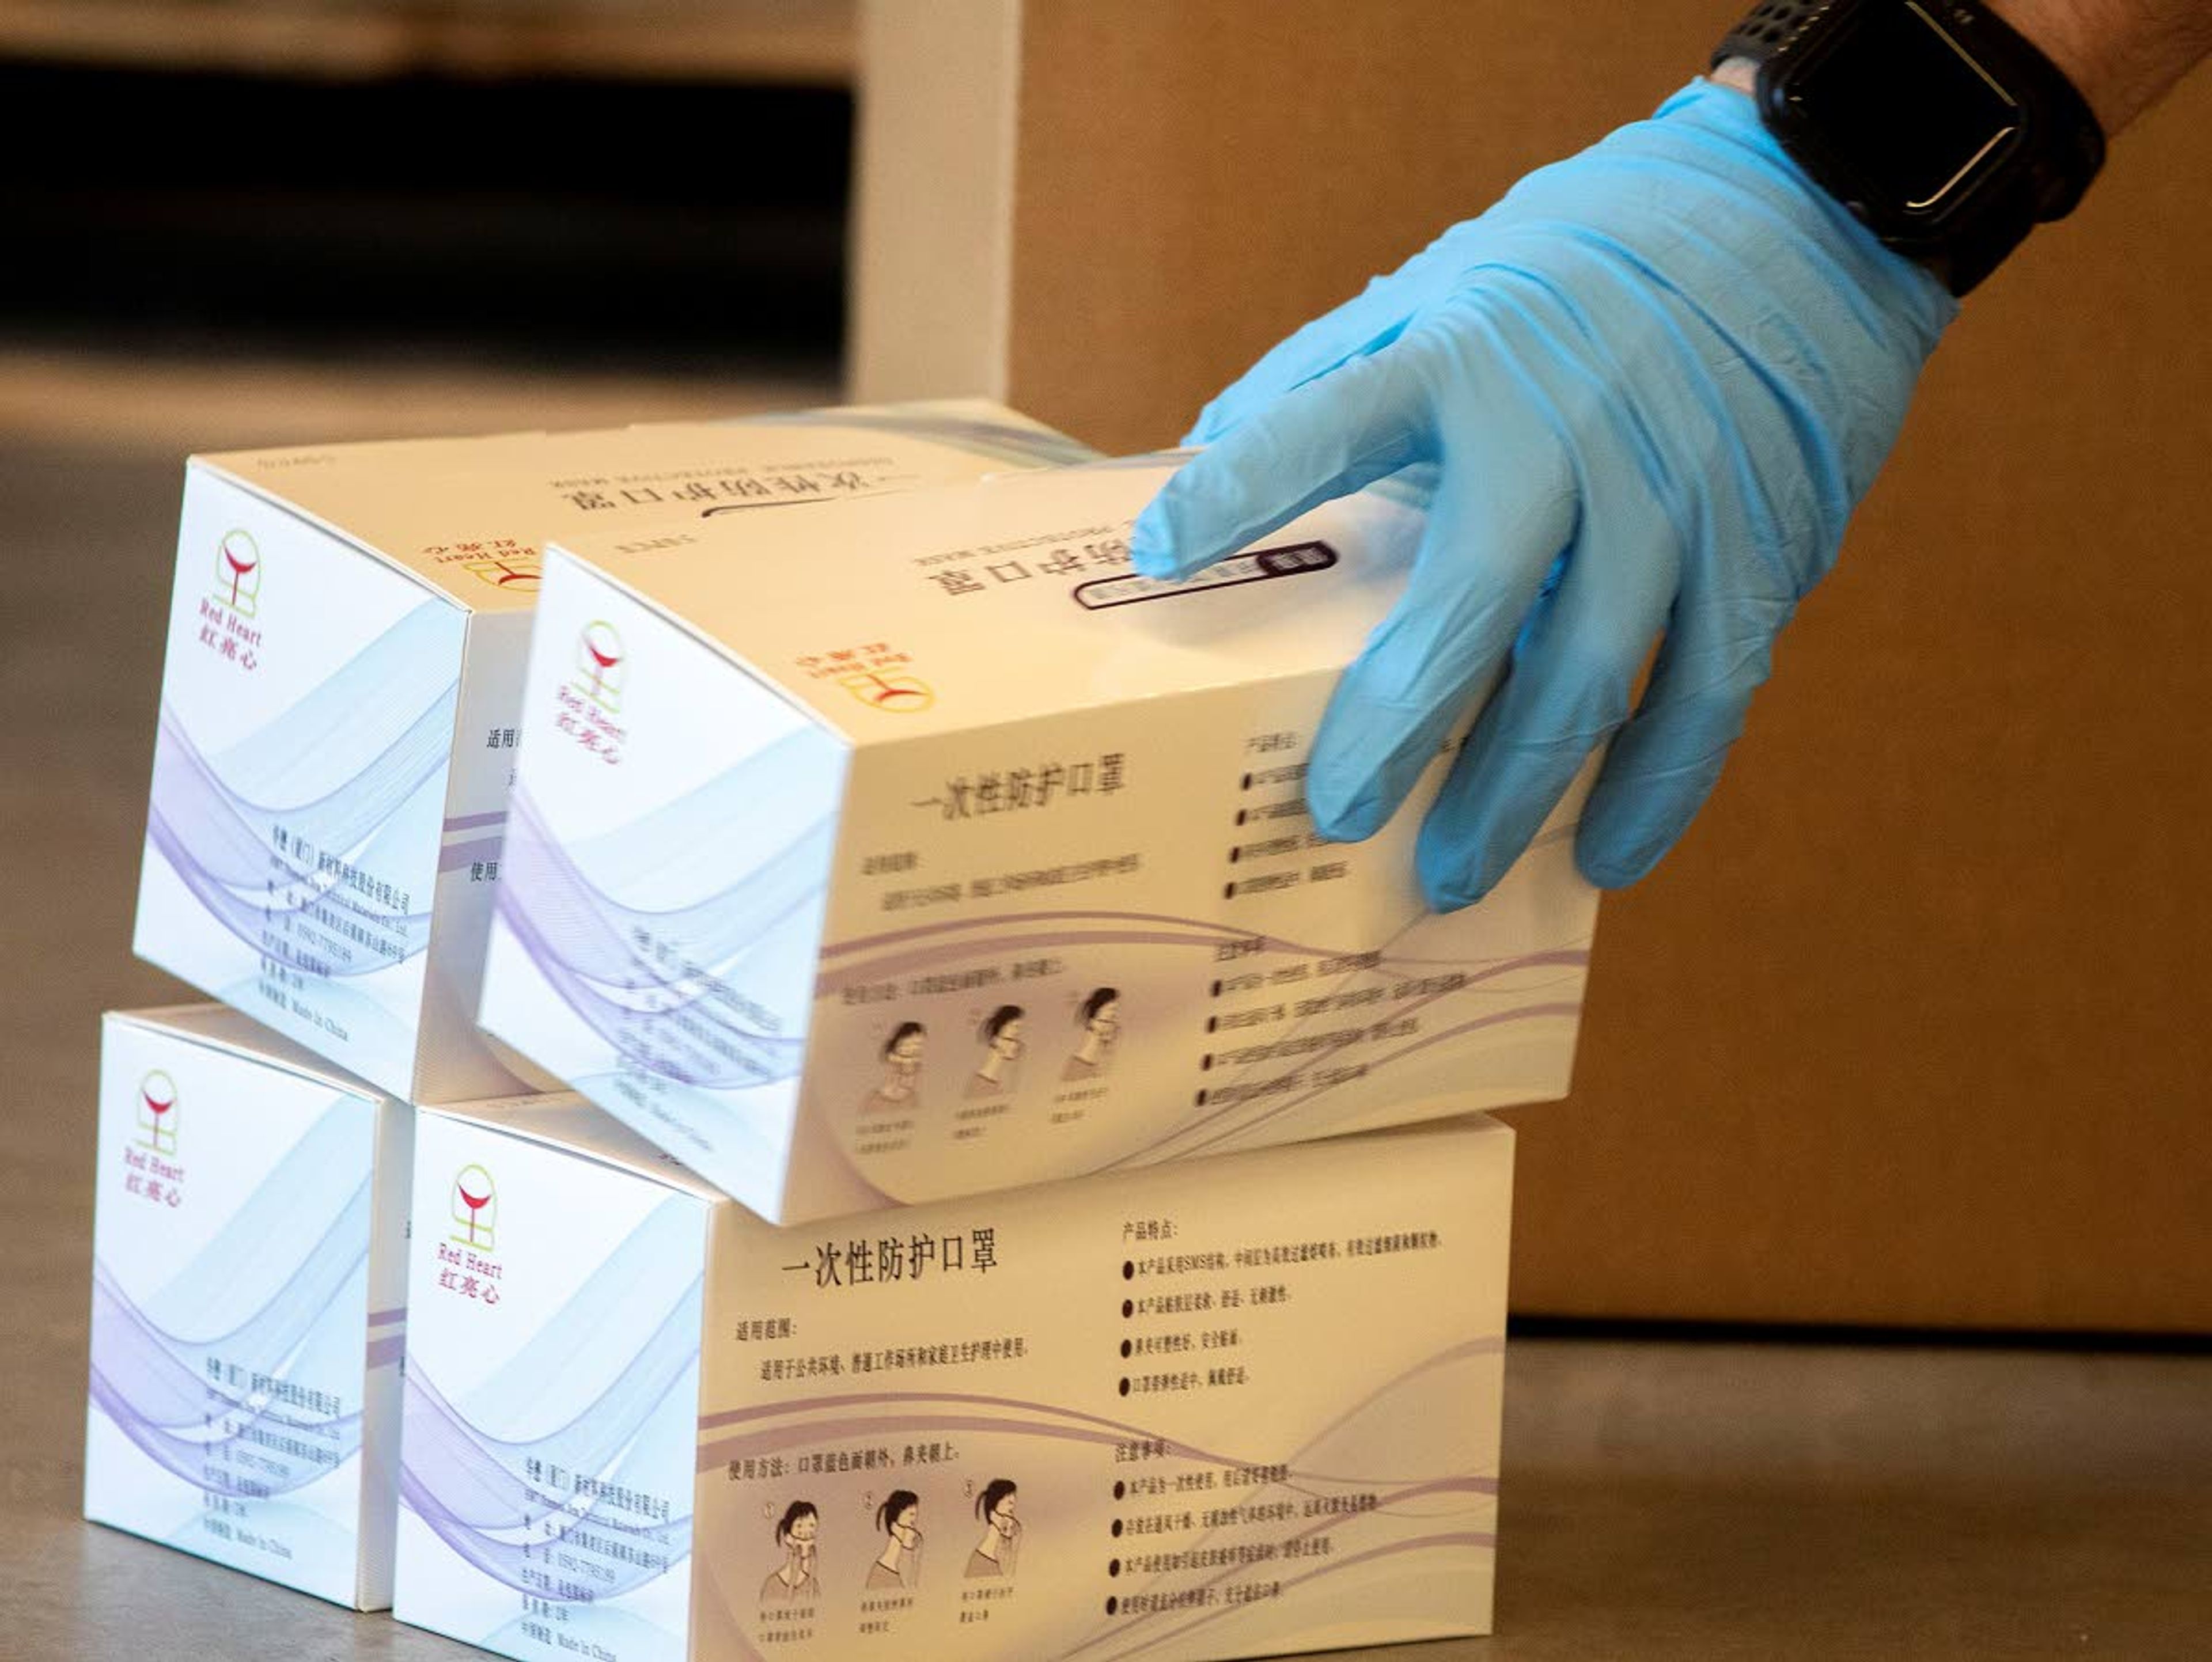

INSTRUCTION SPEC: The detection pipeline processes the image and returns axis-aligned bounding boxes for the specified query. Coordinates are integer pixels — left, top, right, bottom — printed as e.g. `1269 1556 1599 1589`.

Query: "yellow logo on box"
575 621 625 712
450 1164 497 1250
842 670 935 714
137 1071 179 1156
214 529 262 617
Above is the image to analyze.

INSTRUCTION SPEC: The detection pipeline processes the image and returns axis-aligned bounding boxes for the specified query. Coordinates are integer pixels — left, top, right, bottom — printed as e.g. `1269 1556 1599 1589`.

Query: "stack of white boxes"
86 401 1094 1609
86 401 1601 1662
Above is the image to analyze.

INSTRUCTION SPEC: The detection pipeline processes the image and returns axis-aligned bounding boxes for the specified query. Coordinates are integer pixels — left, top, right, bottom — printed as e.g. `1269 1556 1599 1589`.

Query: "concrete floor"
3 352 2209 1660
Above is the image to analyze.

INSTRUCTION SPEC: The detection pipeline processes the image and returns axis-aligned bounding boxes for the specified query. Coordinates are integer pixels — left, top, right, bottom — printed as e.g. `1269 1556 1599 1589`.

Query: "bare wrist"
1708 55 1759 94
1981 1 2208 134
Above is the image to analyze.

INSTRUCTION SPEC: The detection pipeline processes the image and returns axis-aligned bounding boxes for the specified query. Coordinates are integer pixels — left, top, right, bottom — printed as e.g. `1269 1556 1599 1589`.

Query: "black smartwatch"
1712 0 2105 294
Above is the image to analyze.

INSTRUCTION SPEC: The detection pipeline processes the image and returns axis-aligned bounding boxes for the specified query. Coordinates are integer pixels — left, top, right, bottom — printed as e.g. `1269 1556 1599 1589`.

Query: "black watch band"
1713 0 1844 75
1712 0 2105 294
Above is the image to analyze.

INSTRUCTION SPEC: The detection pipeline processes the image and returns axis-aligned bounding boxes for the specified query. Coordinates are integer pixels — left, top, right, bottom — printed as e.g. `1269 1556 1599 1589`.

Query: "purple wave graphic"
398 1379 690 1600
495 778 827 1088
1155 998 1584 1167
438 834 503 874
1065 894 1585 1169
399 1481 690 1602
697 1341 1502 1655
399 1216 704 1599
146 703 440 974
698 1335 1504 1490
404 1331 700 1521
1055 1337 1507 1660
89 1160 373 1500
401 1363 698 1597
90 1255 366 1497
150 593 461 878
817 906 1582 985
88 1359 361 1498
88 1330 362 1498
1078 1526 1499 1662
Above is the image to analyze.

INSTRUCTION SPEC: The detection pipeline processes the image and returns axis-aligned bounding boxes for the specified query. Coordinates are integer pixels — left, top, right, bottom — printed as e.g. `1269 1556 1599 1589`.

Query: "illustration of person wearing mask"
1061 988 1121 1081
861 1022 926 1115
963 1479 1022 1580
866 1490 925 1591
760 1501 820 1604
967 1005 1025 1098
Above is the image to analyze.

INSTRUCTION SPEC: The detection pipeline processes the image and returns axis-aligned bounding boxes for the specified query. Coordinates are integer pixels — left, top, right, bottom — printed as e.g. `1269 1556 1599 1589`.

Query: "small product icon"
841 669 934 714
137 1070 179 1156
215 529 263 616
575 621 625 712
450 1164 497 1250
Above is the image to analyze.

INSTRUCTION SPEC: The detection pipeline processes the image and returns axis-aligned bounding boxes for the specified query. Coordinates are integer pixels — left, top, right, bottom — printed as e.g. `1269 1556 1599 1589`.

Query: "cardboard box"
135 401 1092 1105
394 1095 1513 1660
85 1004 414 1608
856 2 2212 1334
480 458 1597 1222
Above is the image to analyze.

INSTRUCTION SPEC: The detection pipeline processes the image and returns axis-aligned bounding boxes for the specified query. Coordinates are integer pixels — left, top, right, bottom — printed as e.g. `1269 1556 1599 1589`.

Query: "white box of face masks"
85 1004 415 1608
479 457 1598 1224
393 1095 1512 1661
135 401 1093 1106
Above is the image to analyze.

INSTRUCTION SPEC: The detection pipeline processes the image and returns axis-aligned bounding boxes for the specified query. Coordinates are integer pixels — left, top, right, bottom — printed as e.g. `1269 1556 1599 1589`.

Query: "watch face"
1780 1 2021 221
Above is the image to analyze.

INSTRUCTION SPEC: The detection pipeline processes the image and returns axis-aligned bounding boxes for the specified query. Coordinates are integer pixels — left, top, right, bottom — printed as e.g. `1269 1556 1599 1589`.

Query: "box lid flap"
104 1004 390 1102
548 456 1425 745
191 400 1096 614
420 1094 732 1203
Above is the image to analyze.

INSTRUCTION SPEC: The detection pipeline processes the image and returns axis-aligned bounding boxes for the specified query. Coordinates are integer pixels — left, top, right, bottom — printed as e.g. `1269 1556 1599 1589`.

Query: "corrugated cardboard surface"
1002 1 2212 1330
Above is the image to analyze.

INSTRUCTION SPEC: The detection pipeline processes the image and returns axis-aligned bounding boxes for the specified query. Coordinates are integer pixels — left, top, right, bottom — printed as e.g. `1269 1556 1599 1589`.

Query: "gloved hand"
1130 78 1956 910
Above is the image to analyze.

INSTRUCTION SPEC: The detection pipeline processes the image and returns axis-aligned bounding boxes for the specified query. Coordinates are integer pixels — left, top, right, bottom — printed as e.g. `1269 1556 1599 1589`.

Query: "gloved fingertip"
1415 851 1495 915
1183 410 1229 447
1305 769 1391 845
1307 796 1387 845
1127 504 1194 582
1415 818 1507 915
1573 830 1669 891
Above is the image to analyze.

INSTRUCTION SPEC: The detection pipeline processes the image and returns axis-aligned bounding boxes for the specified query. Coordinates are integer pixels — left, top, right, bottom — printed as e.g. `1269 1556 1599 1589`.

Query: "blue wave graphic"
495 739 836 1087
146 599 461 972
88 1102 376 1496
400 1197 703 1598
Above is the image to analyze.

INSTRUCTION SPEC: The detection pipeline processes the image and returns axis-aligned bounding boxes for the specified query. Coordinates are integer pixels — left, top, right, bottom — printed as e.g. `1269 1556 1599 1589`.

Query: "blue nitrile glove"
1129 79 1957 909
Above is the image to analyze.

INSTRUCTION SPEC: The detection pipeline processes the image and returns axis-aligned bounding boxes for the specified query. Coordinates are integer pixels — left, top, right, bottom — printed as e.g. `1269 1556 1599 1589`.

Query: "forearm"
1992 0 2212 131
1714 2 2212 132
